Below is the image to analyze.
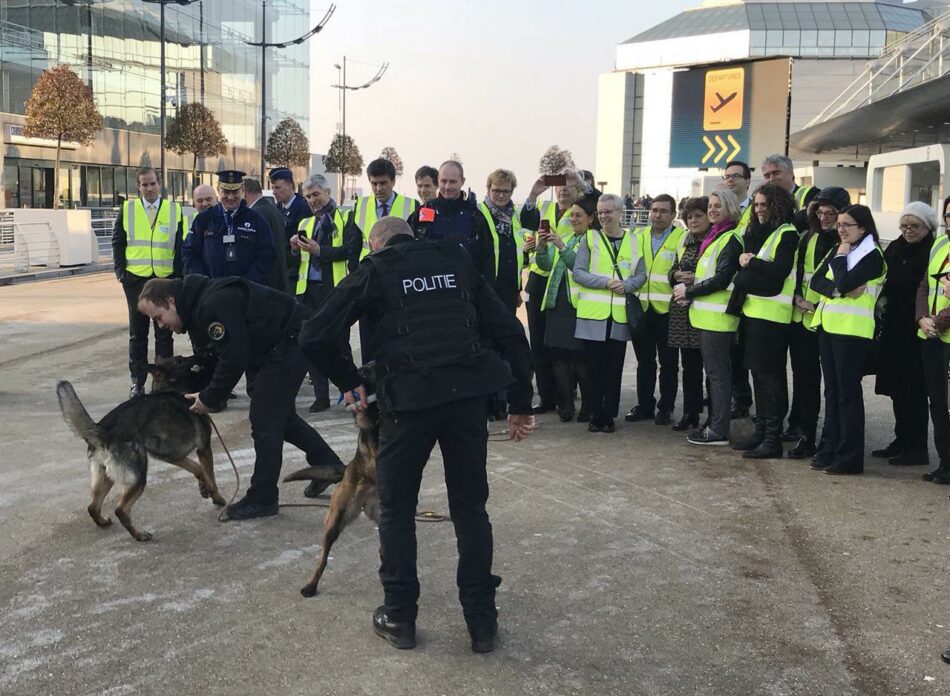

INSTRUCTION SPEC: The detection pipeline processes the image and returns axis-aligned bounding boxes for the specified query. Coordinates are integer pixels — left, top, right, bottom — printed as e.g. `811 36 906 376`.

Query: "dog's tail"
283 464 345 483
56 381 104 448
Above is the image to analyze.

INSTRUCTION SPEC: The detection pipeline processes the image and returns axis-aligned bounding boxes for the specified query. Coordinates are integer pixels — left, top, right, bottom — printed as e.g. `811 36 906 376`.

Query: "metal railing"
805 7 950 129
622 208 650 229
0 220 59 276
80 207 120 260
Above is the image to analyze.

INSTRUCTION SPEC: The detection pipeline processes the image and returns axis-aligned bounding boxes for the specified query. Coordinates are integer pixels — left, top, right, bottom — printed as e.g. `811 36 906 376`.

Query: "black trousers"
122 275 173 385
375 396 498 629
680 347 704 416
631 308 678 412
921 339 950 467
582 337 627 423
299 282 353 401
731 320 752 409
550 349 592 415
525 272 557 407
245 339 344 504
817 330 870 472
751 368 788 427
891 391 929 453
788 321 822 439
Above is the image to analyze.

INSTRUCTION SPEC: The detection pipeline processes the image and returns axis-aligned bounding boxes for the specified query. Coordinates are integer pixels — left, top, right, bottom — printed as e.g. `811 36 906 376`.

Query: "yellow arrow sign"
714 135 728 163
701 136 716 164
727 134 742 160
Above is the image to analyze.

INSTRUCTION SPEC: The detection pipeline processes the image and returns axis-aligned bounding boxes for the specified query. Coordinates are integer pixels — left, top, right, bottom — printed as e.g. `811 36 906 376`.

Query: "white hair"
598 193 623 210
303 173 331 192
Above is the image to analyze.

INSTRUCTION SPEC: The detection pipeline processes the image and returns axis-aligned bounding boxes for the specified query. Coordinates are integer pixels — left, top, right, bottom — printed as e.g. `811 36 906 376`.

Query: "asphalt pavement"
1 272 948 695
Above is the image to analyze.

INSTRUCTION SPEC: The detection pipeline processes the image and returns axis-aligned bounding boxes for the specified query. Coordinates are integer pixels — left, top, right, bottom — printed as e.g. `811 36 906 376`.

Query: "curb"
0 264 112 286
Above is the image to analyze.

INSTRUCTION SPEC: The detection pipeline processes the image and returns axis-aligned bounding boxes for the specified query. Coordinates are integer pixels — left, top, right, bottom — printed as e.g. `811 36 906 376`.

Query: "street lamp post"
331 57 388 200
247 4 336 179
142 0 198 197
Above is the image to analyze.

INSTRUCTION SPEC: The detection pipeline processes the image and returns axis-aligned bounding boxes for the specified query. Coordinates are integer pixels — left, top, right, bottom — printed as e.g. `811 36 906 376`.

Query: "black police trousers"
299 282 353 402
122 274 173 386
245 338 343 504
375 395 499 629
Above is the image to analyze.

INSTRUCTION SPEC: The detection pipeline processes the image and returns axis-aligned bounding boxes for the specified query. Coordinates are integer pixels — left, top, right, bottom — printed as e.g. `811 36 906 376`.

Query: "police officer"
269 167 312 286
111 166 185 398
137 275 346 520
299 217 535 653
182 170 275 285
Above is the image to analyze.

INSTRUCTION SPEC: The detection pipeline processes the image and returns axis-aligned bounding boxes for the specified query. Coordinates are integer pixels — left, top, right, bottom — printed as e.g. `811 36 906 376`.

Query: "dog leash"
208 413 449 524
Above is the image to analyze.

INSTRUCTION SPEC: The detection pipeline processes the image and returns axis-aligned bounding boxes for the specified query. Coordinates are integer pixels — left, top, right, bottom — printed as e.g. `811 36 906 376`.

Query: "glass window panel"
835 29 852 47
852 30 869 46
3 165 19 209
783 30 800 48
101 167 114 208
767 29 783 46
818 29 835 46
869 30 886 48
800 30 818 47
750 30 766 47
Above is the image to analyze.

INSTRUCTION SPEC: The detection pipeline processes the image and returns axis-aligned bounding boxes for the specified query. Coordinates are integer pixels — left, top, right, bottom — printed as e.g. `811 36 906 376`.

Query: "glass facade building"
0 0 310 208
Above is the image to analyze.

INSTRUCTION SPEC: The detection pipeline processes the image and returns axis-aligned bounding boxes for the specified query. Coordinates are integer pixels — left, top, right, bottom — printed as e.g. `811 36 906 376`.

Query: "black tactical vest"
364 241 486 373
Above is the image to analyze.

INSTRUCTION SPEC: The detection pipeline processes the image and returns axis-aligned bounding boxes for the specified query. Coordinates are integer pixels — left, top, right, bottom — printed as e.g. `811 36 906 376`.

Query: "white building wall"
616 31 751 71
595 72 635 196
788 59 872 135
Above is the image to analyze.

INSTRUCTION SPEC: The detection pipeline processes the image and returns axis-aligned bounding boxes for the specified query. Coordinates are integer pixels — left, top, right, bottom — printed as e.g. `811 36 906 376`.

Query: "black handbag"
597 231 644 336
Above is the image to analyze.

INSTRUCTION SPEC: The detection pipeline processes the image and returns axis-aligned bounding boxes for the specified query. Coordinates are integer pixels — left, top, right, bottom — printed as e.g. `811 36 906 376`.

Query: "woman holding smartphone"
572 194 646 432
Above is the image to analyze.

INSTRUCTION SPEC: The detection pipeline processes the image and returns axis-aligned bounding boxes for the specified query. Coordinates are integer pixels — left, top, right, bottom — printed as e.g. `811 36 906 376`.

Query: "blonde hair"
709 188 742 223
486 168 517 191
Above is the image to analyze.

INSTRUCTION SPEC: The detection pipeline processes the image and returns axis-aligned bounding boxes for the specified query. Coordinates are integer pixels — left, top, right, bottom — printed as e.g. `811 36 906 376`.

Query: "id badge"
222 234 236 244
225 244 237 262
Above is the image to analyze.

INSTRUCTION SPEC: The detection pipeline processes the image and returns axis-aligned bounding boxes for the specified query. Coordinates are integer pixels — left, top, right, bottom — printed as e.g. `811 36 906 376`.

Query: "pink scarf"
698 220 737 257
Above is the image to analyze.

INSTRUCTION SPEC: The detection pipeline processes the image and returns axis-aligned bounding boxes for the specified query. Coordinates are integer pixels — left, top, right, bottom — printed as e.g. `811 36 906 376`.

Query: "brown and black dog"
56 356 225 542
284 366 380 597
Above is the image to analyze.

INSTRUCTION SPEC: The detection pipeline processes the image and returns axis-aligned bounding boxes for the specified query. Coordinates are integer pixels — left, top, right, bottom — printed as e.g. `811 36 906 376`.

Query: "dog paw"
198 483 211 499
88 508 113 527
300 585 318 598
134 531 153 542
211 495 226 507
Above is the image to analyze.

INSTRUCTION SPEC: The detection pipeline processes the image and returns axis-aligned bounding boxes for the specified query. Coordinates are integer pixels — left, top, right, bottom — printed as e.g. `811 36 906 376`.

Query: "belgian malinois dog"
285 365 380 597
56 357 226 542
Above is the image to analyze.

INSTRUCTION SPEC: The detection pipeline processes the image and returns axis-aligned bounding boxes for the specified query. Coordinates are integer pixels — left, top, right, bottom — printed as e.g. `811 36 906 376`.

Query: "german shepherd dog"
285 365 380 597
56 356 226 542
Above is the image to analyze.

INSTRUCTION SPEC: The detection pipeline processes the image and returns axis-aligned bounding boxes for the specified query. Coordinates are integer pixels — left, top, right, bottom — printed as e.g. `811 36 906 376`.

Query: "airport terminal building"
0 0 310 209
595 0 948 220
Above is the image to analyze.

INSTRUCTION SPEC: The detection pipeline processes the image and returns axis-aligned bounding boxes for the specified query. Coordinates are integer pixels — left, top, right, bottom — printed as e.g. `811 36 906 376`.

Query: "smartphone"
296 225 307 239
542 174 567 187
539 219 551 234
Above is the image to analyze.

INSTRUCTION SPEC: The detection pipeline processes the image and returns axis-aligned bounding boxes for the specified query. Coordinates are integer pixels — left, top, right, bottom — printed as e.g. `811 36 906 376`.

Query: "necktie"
146 202 158 226
380 202 389 217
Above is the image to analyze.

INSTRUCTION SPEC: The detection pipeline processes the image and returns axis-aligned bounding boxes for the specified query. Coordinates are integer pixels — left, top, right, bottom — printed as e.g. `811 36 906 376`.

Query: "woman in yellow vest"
916 195 950 485
475 169 524 314
808 204 886 475
572 194 646 433
675 189 743 446
726 184 798 459
535 195 597 422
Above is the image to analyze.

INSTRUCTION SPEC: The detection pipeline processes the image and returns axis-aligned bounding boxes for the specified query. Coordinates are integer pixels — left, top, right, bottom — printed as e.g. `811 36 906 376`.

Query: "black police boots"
224 494 278 521
732 417 765 451
372 606 416 649
743 418 783 459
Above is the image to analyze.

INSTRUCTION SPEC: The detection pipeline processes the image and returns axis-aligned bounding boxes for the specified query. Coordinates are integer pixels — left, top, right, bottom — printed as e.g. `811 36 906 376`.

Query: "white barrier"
0 209 95 276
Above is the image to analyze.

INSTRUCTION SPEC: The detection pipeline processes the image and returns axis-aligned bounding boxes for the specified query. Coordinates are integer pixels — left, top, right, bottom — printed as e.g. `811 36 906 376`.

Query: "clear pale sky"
307 0 697 198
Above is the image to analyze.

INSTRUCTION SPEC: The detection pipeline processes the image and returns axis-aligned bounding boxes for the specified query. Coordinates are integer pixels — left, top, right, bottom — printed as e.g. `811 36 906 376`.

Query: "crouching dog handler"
299 217 535 653
137 275 346 520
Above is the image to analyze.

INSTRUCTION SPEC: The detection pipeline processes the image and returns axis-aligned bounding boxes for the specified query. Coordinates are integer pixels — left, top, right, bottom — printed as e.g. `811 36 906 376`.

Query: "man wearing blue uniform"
182 170 275 284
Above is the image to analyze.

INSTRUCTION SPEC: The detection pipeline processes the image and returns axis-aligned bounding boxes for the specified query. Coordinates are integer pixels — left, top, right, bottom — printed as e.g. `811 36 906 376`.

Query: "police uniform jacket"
299 235 534 414
175 274 307 409
248 195 291 294
280 193 313 281
111 197 185 281
407 195 484 271
183 201 275 285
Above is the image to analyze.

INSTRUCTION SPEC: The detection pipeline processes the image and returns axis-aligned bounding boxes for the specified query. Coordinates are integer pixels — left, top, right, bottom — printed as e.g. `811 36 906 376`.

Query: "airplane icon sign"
703 67 744 131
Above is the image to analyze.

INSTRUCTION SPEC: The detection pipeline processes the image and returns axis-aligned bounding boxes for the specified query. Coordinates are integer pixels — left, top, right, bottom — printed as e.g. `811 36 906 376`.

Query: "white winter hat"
900 201 938 231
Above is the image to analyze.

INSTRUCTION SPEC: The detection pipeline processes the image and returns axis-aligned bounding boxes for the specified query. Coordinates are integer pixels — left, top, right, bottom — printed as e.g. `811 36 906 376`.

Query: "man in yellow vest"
761 154 818 228
290 172 361 418
111 166 185 398
626 194 685 425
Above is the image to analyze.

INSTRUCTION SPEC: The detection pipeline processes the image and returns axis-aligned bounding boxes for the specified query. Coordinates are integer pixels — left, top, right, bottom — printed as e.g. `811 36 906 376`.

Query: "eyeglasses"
489 188 513 195
816 209 838 219
899 223 923 233
721 173 747 181
834 222 859 231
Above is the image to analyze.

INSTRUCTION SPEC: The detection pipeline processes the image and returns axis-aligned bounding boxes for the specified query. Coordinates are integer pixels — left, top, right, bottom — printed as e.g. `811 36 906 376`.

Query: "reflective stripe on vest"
813 247 886 339
355 193 418 260
793 185 815 211
528 201 573 277
541 234 583 310
917 234 950 343
478 202 524 287
741 223 798 324
575 229 636 323
184 210 197 239
635 225 685 314
735 204 754 238
123 198 180 278
688 230 740 333
792 233 820 325
295 209 348 295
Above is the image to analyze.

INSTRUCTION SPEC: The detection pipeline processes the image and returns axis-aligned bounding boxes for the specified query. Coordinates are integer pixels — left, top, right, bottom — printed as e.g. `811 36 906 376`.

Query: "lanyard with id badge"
222 209 237 262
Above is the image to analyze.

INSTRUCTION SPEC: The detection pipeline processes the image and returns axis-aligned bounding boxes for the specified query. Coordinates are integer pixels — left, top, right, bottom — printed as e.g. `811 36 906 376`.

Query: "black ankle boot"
732 418 766 451
744 419 783 459
787 434 817 459
671 413 699 431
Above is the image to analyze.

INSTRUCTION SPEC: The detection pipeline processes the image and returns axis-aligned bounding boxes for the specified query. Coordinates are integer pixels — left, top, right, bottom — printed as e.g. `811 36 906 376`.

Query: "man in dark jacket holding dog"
299 216 535 654
137 274 346 520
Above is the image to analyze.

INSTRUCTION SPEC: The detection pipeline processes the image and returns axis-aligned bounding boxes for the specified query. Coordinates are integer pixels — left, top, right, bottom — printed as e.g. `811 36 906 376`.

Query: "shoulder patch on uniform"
244 222 251 228
208 322 226 341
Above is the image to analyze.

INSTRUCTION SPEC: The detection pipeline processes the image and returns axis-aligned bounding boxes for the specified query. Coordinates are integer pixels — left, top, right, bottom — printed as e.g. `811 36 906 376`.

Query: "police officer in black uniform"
182 170 276 285
300 217 535 653
269 167 312 287
137 274 346 520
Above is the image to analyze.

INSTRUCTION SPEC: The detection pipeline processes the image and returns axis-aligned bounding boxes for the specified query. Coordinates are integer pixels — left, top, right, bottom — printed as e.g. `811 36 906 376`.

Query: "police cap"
216 170 246 190
268 167 293 184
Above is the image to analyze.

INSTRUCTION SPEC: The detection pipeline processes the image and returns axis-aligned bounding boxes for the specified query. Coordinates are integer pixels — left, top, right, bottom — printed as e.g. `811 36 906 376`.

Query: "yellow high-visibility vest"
634 225 686 314
479 202 524 287
575 229 637 323
123 198 182 278
541 234 584 309
918 234 950 343
295 209 348 295
353 193 418 259
812 247 886 339
527 201 573 277
741 222 798 324
688 230 741 333
793 232 822 327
